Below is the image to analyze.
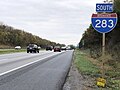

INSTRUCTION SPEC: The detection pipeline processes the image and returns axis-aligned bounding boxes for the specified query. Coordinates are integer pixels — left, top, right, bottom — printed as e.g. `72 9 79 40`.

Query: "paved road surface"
0 50 73 90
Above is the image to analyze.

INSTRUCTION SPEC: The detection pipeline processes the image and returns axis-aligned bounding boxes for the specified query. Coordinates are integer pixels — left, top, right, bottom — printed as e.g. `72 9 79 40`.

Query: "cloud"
0 0 103 45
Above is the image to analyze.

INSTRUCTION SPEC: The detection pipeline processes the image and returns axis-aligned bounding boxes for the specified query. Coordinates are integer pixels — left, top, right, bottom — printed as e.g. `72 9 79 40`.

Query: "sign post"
102 33 105 78
91 0 117 87
91 13 117 78
91 2 117 86
102 33 105 57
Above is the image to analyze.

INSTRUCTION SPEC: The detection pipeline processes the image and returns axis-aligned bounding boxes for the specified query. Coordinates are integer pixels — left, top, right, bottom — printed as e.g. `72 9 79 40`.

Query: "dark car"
46 46 53 51
27 44 39 53
54 46 61 52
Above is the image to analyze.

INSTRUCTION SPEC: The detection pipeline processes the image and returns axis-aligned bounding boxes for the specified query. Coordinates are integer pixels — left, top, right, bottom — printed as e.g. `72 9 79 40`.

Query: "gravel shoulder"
63 62 95 90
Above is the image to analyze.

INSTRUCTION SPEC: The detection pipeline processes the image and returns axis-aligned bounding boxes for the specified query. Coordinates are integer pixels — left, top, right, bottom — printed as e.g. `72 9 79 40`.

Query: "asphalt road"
0 50 73 90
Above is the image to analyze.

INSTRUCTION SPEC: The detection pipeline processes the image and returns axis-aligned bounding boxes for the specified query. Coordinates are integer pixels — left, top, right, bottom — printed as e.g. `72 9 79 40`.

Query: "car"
54 46 61 52
15 46 21 50
38 46 41 49
27 44 39 53
66 46 72 50
61 46 66 51
46 46 53 51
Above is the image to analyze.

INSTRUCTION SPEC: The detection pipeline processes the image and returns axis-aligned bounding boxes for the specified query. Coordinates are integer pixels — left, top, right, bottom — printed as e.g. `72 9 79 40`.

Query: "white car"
38 46 41 49
61 47 66 50
15 46 21 49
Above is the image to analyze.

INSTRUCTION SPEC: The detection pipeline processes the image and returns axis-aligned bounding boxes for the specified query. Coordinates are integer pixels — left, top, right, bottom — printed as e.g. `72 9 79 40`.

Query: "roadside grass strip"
74 50 120 89
74 50 99 76
0 49 26 54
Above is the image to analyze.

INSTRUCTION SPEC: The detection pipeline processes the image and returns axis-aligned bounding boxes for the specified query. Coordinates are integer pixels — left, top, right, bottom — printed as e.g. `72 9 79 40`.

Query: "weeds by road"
75 49 120 90
63 49 120 90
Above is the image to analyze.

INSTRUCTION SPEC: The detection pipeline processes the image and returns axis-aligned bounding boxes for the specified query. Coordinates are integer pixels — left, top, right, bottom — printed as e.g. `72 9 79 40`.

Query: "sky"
0 0 104 45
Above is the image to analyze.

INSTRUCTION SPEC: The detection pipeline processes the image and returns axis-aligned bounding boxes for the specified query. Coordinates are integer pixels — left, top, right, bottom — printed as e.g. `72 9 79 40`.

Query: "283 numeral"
95 19 114 28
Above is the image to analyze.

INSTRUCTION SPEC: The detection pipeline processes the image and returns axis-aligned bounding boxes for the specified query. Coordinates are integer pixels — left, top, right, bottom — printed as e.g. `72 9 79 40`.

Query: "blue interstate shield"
91 13 117 33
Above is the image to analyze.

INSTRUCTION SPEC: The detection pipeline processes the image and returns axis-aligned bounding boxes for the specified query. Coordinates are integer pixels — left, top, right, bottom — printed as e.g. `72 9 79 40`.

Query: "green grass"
107 78 120 90
74 50 99 76
0 49 26 54
106 70 120 89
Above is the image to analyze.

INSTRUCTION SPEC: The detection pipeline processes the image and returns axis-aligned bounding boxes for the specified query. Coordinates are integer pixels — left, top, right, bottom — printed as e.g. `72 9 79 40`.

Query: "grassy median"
0 49 26 54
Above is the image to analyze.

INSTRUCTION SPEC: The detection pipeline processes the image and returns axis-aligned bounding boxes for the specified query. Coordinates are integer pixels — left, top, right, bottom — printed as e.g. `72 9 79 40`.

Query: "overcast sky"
0 0 103 45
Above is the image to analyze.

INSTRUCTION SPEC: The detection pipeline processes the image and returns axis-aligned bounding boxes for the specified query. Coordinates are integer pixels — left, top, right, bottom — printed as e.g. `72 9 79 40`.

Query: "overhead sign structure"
91 13 117 33
96 3 113 12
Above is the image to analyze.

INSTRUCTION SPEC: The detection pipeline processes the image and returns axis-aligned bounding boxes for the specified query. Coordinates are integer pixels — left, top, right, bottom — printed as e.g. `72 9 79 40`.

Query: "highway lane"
0 51 51 62
0 51 64 75
0 50 73 90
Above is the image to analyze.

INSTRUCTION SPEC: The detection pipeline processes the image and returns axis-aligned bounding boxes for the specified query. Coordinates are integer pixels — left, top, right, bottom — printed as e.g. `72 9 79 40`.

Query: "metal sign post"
91 1 117 87
102 33 105 57
102 33 105 78
91 13 117 78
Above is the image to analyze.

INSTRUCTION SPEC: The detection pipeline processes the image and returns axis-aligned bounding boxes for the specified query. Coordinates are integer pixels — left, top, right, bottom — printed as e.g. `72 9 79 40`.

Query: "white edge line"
0 52 62 76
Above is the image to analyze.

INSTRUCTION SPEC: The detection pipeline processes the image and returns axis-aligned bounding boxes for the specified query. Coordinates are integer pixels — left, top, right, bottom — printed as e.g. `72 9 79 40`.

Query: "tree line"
0 24 64 48
79 0 120 61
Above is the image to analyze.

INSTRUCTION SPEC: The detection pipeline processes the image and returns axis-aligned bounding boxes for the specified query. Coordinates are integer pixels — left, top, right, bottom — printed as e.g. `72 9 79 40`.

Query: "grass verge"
0 49 26 54
74 49 99 77
74 49 120 90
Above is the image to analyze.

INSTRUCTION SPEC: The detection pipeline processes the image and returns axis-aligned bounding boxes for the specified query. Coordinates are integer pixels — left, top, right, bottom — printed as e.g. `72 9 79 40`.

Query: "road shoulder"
63 61 95 90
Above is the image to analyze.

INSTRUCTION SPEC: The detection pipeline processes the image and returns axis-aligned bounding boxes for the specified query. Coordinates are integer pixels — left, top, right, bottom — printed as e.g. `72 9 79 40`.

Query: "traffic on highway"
0 50 73 90
0 0 119 90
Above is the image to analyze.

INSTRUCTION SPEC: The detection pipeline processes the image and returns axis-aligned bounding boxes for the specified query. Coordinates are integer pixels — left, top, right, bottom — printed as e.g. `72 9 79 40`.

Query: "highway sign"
91 13 117 33
96 3 113 12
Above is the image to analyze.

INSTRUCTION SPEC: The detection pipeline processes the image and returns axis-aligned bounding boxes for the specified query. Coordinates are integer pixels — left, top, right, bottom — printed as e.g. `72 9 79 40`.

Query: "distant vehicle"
15 46 21 50
54 46 61 52
66 46 71 50
27 44 39 53
46 46 53 51
61 47 66 51
38 46 41 49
